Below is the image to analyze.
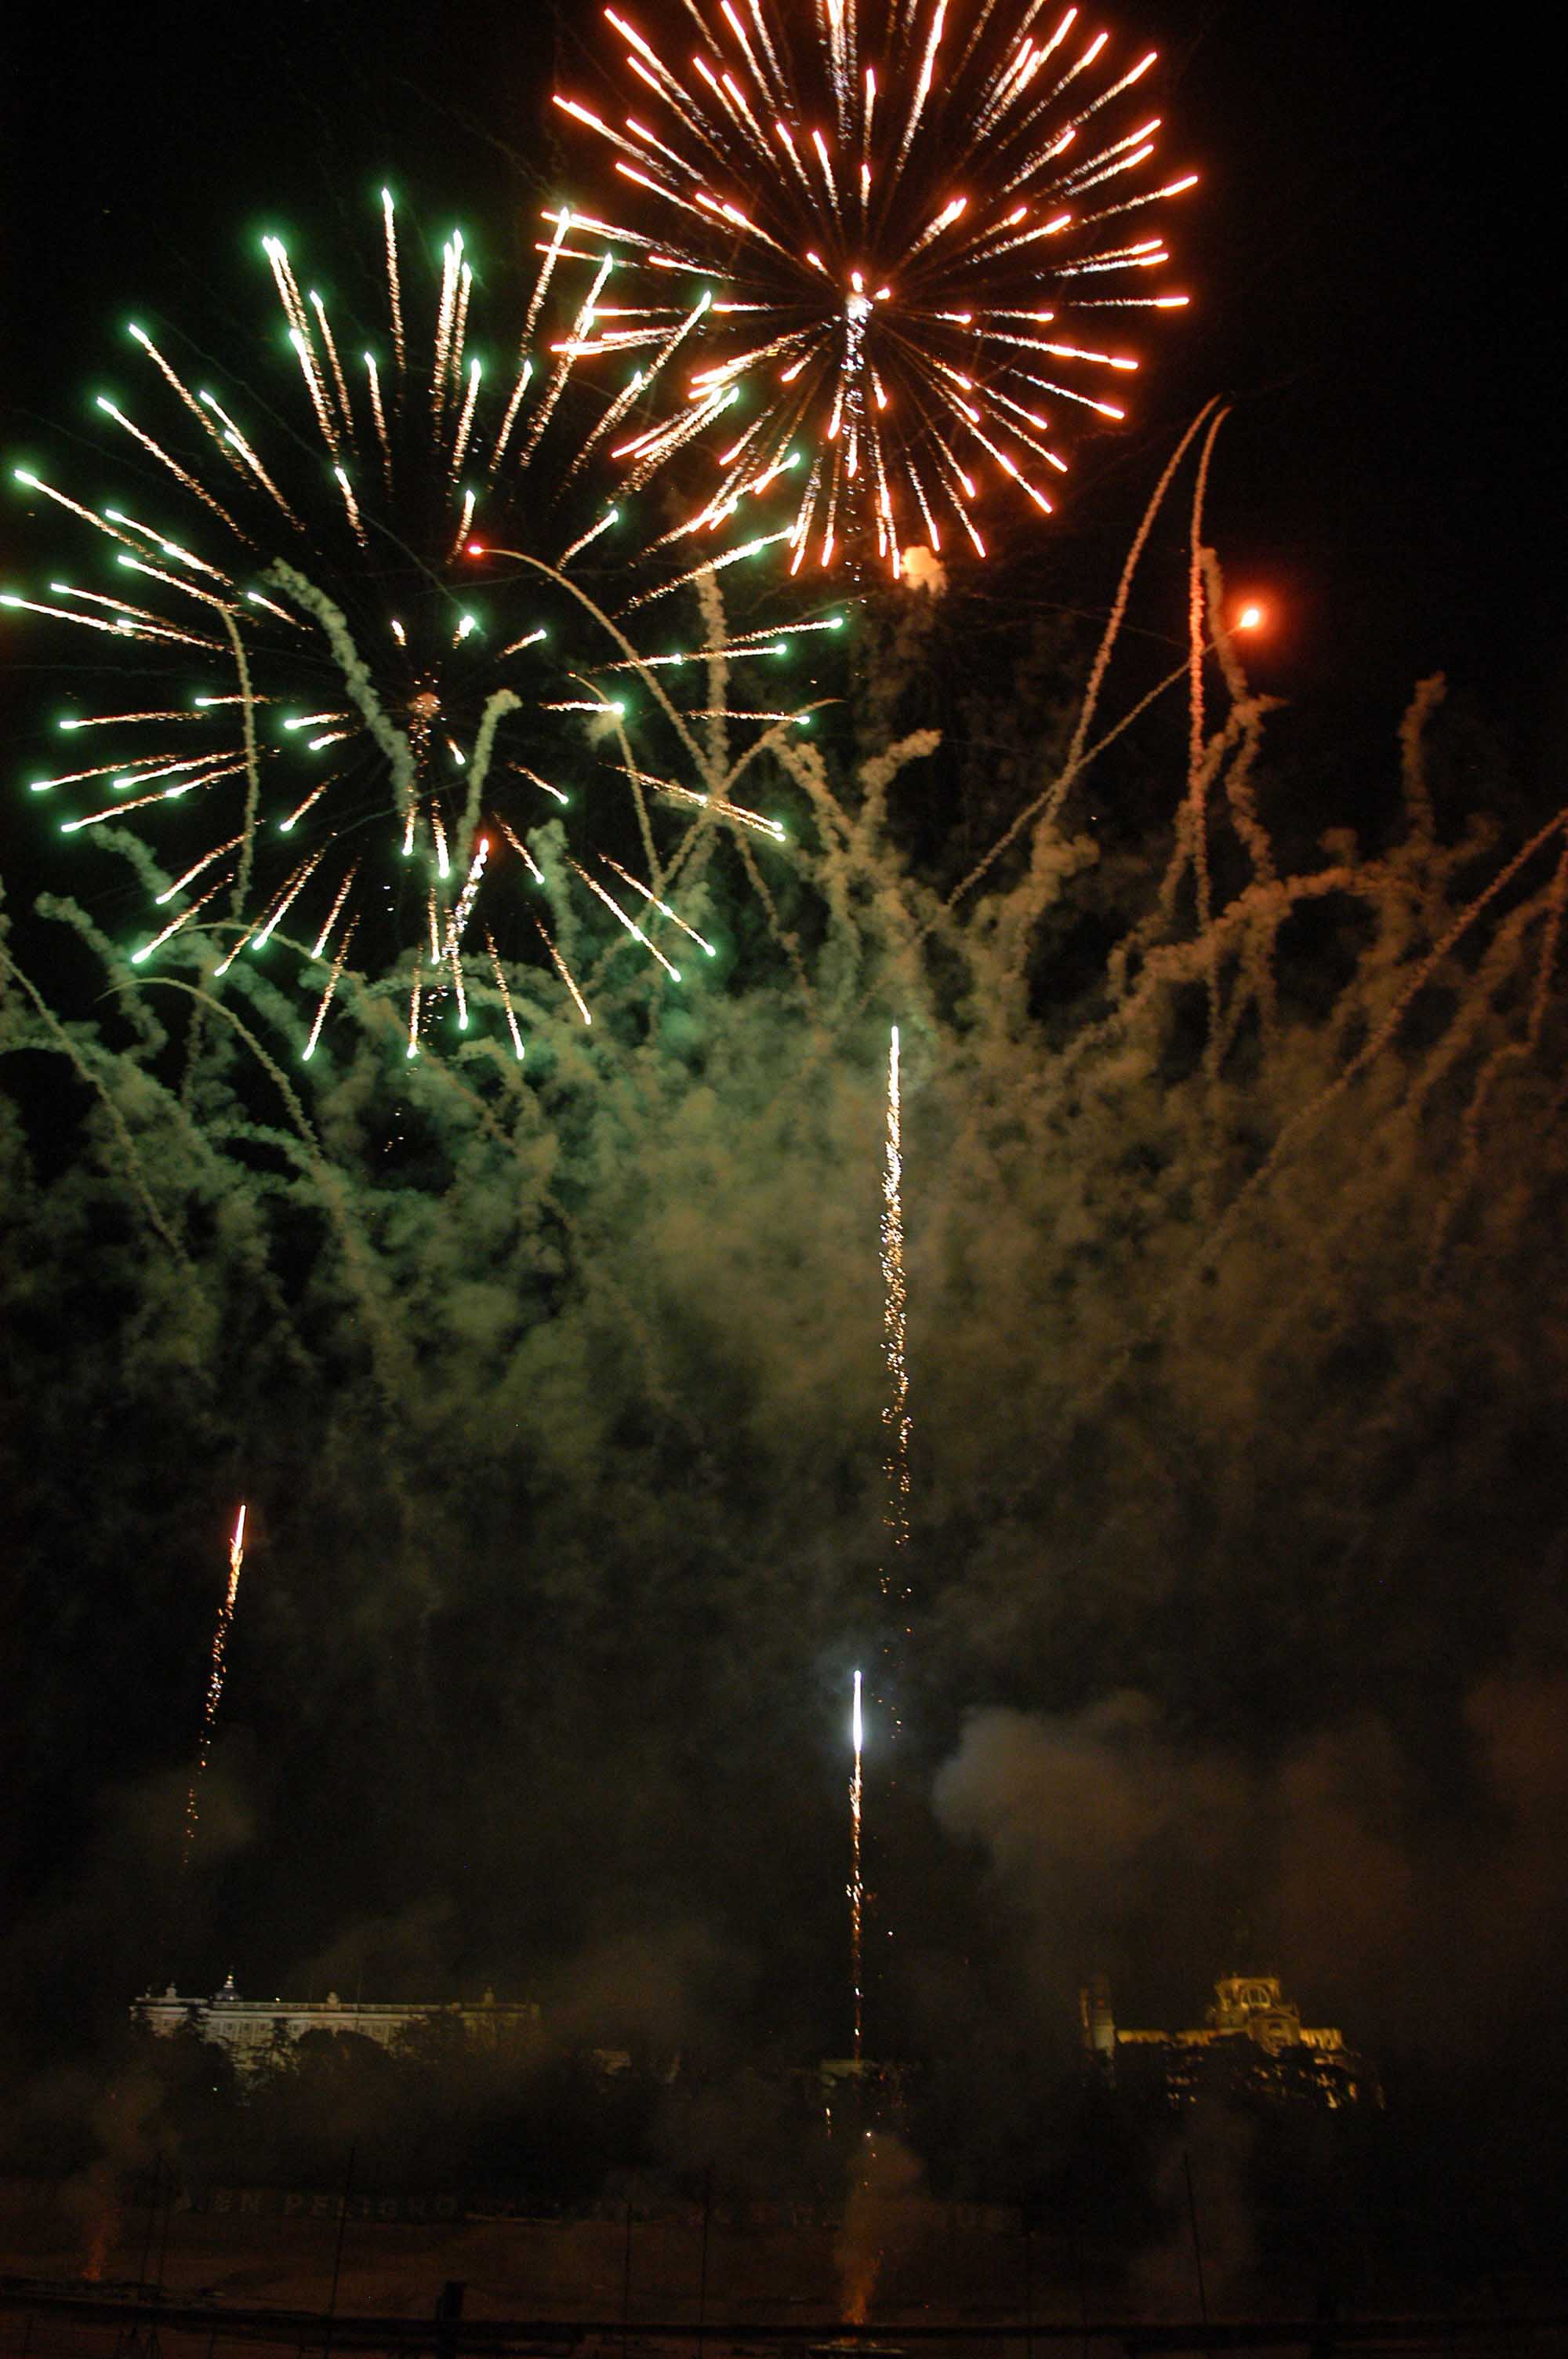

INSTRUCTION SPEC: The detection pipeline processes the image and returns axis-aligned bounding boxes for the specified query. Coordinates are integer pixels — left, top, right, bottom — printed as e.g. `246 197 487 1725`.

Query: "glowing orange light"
1237 603 1264 631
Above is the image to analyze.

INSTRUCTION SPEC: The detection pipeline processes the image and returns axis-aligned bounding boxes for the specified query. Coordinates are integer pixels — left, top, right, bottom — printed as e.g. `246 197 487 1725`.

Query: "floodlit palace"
132 1975 542 2073
1079 1972 1375 2107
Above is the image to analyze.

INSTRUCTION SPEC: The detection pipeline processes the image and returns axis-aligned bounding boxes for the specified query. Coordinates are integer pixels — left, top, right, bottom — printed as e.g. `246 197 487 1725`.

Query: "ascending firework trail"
880 1023 911 1679
183 1503 246 1866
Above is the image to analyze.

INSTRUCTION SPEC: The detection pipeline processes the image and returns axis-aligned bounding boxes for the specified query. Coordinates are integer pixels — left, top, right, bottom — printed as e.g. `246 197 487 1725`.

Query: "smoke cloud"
934 1671 1568 2059
4 479 1567 2244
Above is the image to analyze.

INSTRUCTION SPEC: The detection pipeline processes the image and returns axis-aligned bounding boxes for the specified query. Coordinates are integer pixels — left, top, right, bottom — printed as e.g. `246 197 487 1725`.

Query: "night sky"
3 0 1566 2230
5 1 1559 736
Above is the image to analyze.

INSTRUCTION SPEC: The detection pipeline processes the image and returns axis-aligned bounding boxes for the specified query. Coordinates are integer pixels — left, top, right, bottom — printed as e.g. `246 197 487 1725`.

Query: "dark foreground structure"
2 2276 1563 2359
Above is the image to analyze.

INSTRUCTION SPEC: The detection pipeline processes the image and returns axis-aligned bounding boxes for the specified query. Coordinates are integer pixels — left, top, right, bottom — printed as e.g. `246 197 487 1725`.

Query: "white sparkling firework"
557 2 1194 571
880 1023 911 1634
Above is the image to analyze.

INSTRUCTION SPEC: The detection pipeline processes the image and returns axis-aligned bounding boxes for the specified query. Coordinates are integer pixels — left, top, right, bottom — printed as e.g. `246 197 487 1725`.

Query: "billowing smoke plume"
934 1674 1568 2055
4 449 1566 2227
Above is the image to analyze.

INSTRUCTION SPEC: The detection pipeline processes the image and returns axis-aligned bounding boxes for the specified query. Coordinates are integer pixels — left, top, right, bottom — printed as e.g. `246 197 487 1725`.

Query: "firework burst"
5 194 820 1056
556 2 1195 574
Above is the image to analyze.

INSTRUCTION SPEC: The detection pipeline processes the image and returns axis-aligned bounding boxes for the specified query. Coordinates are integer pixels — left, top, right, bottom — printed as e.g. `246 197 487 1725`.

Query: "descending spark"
570 857 683 980
5 193 808 1041
599 851 717 954
131 874 229 963
487 929 526 1060
559 0 1193 569
302 920 355 1060
849 1667 866 2061
632 771 787 840
497 816 544 878
310 863 357 958
155 833 244 906
536 916 593 1026
181 1504 246 1868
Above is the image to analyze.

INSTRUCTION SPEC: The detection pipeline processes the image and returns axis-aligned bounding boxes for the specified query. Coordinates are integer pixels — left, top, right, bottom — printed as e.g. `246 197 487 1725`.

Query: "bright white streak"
850 1667 865 2061
599 852 717 954
879 1024 911 1665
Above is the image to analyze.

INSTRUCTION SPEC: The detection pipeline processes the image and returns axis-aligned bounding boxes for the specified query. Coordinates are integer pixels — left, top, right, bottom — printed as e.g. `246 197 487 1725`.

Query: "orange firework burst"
557 1 1195 572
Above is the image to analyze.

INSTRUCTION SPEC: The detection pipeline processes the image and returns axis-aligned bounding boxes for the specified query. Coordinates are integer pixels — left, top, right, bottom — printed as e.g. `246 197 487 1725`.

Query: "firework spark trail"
5 194 805 1045
880 1024 911 1647
181 1504 246 1867
303 921 355 1060
487 929 527 1060
558 0 1193 570
849 1667 866 2060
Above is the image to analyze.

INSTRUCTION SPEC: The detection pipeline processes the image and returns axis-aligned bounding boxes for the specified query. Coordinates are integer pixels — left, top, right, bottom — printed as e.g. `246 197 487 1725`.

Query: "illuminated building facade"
132 1975 542 2074
1079 1972 1374 2108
